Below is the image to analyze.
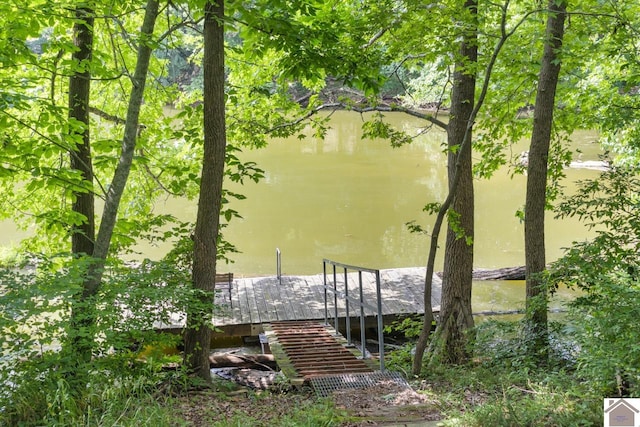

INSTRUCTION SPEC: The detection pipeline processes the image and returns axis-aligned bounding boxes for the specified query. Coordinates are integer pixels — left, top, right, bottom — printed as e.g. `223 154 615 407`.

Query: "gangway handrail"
322 259 385 372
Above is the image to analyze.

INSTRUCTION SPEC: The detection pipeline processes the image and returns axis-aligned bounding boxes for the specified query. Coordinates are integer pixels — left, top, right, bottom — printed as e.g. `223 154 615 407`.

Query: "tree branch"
265 102 449 135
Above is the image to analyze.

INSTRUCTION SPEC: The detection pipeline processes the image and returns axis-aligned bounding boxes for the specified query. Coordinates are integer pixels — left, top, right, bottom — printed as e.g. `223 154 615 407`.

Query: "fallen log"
471 266 526 280
437 265 526 281
208 353 278 370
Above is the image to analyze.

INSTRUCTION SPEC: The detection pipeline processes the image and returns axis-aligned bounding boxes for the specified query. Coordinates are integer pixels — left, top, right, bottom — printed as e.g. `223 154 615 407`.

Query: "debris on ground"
331 379 442 425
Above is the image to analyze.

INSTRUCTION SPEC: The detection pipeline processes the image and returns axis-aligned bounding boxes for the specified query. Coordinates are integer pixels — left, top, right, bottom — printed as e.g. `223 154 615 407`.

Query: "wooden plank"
250 278 272 323
283 277 311 320
262 323 303 384
356 270 388 316
280 276 308 321
383 269 423 314
315 273 345 321
244 277 261 324
213 292 234 325
229 279 243 323
254 277 279 322
261 277 286 321
409 270 435 313
233 277 250 324
273 277 299 321
298 277 326 320
305 275 331 320
383 269 419 314
158 267 444 335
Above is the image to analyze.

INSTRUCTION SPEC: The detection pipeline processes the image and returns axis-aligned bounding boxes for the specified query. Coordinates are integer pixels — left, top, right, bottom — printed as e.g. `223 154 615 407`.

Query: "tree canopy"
1 0 640 423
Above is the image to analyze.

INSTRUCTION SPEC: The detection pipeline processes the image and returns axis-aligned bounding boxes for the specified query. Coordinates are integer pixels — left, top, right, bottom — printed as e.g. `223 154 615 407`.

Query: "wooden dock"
160 267 442 337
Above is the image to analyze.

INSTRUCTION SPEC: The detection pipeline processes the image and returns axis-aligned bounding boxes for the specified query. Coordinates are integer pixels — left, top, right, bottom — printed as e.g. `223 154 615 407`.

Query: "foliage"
383 314 427 373
0 348 182 426
548 165 640 396
567 273 640 397
381 318 602 426
448 376 601 427
0 253 213 423
472 318 577 372
552 166 640 287
384 314 425 339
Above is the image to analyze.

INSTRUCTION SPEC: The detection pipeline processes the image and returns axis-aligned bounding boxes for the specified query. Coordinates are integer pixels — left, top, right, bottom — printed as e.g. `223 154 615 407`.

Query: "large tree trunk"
66 5 96 366
66 0 160 364
429 0 477 365
184 0 227 380
524 0 567 356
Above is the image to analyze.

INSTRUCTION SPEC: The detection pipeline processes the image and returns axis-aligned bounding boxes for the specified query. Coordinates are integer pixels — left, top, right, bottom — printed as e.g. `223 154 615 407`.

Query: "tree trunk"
524 0 566 357
428 0 477 365
184 0 227 380
66 0 160 364
68 6 95 257
411 0 528 374
66 5 96 366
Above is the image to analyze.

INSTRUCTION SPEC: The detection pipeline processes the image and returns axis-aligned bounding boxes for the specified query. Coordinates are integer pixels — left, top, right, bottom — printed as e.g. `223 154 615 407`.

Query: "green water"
212 111 599 278
1 111 601 286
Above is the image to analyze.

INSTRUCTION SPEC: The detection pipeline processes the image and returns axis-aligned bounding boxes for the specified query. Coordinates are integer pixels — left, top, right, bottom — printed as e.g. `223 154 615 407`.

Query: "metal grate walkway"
264 320 374 382
309 371 410 397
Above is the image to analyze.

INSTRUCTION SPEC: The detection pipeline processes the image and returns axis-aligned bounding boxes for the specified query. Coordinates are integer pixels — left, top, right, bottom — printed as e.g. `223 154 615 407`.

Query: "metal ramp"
264 320 413 397
262 261 408 395
263 321 375 384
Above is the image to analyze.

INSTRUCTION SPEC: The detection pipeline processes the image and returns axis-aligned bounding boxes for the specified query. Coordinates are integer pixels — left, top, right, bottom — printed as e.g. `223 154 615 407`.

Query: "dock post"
276 248 282 285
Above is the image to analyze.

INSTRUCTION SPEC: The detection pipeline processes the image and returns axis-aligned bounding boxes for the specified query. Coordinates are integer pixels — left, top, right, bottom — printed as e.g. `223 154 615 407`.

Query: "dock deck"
161 267 442 336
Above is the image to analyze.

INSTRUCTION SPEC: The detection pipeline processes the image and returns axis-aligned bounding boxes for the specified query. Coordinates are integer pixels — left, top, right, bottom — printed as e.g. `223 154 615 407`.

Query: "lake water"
0 111 601 285
204 111 599 278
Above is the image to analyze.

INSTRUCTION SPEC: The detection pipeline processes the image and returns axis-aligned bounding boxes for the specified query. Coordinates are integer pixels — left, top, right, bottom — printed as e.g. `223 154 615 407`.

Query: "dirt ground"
172 377 443 426
330 379 443 426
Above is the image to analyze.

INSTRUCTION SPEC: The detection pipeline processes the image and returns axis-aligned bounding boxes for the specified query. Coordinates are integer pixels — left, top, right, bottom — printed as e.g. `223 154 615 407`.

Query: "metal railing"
322 259 385 371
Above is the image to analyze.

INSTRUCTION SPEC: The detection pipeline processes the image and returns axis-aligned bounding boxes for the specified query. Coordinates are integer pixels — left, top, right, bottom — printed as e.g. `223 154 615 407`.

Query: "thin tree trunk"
66 0 160 363
183 0 226 380
524 0 567 356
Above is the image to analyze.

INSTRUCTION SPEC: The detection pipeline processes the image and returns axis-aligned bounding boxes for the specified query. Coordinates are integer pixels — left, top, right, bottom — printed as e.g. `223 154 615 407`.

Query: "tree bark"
66 0 160 364
429 0 477 365
68 6 95 257
66 5 96 366
524 0 566 356
184 0 227 380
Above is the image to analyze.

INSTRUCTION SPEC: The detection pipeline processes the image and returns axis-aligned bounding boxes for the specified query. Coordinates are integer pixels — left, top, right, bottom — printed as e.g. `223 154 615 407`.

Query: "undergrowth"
385 317 603 426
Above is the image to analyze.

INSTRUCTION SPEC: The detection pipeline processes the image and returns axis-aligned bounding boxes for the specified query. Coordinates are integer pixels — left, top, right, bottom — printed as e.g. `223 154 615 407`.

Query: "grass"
414 364 601 426
1 319 607 426
1 359 603 427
